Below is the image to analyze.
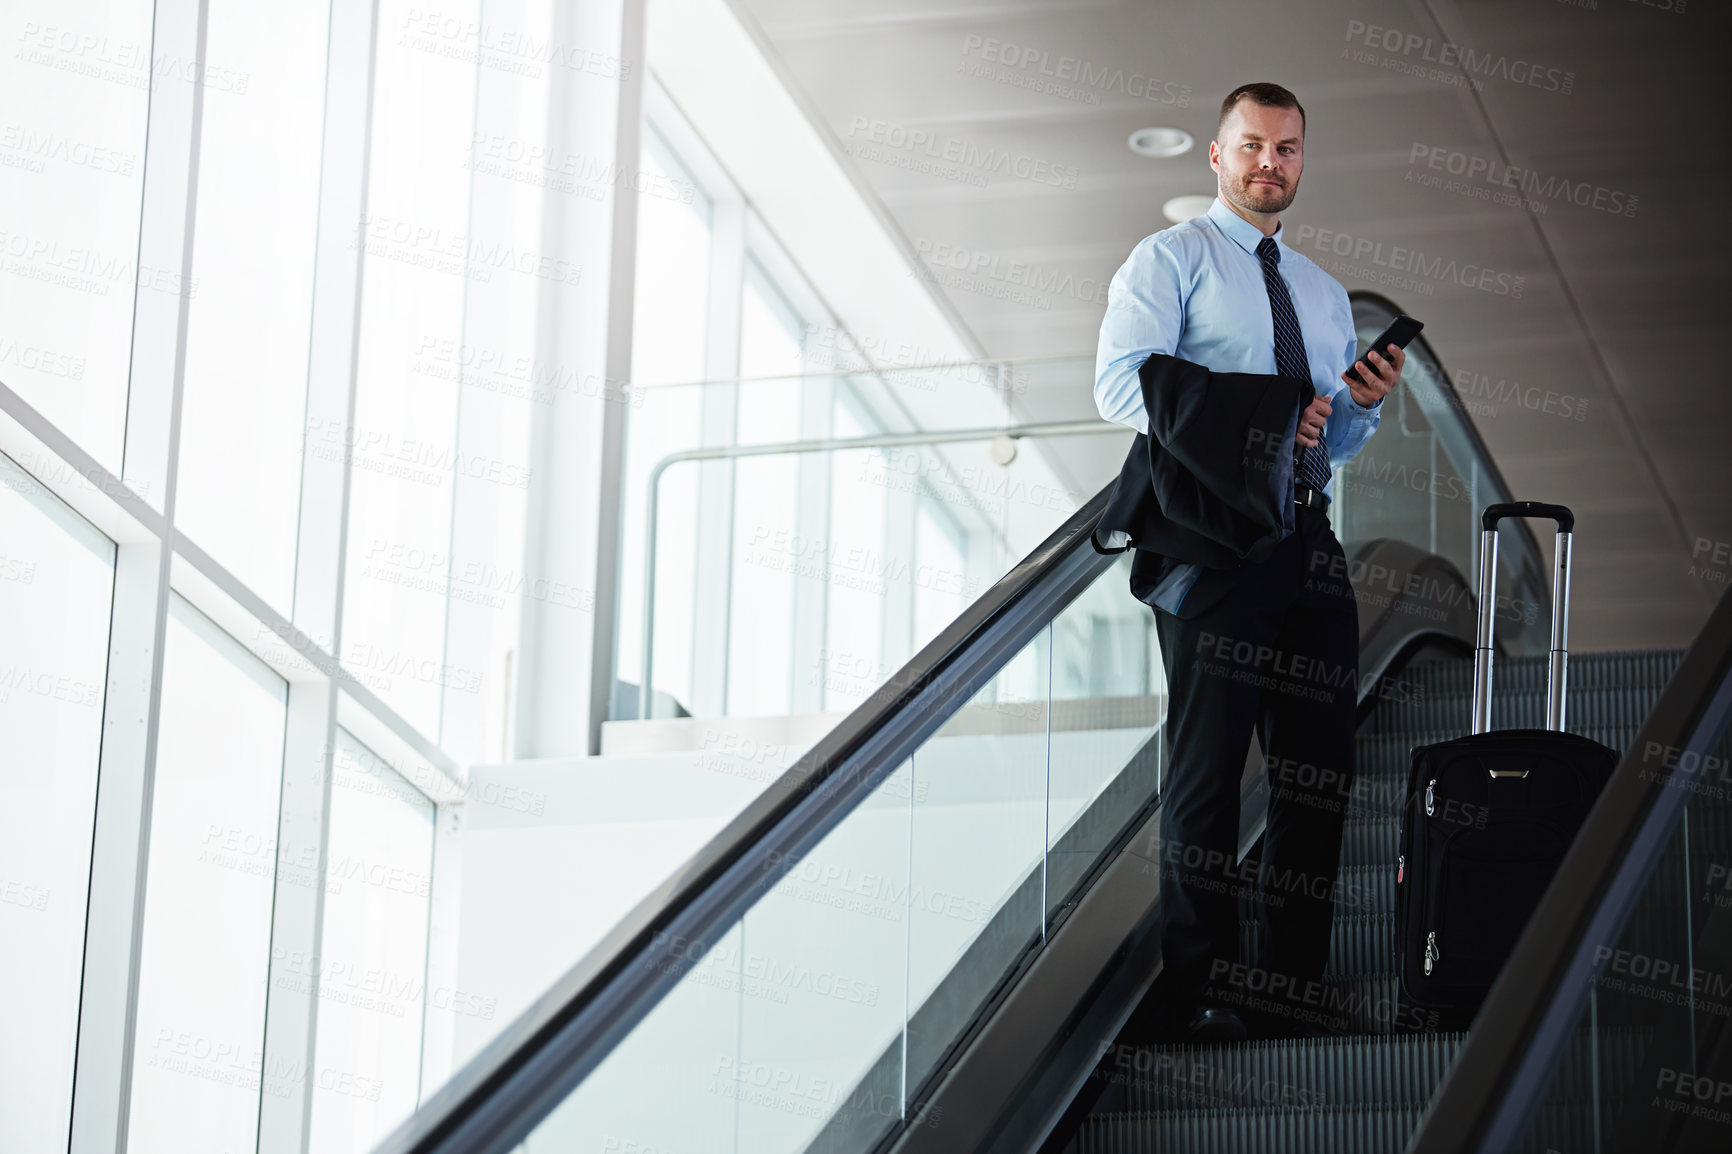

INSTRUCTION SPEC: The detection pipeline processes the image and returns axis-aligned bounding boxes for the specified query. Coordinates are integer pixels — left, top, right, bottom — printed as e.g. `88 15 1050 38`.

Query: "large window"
0 455 114 1153
0 0 151 472
617 134 713 716
174 0 328 611
822 399 888 713
341 0 482 736
726 267 806 716
0 0 592 1144
310 730 435 1154
614 103 1027 725
127 599 288 1151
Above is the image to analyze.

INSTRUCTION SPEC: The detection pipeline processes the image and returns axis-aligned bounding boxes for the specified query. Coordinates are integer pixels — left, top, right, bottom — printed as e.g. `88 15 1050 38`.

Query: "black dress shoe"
1171 1005 1248 1043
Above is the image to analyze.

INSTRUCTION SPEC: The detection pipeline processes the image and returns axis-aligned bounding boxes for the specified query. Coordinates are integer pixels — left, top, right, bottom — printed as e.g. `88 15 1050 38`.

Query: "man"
1094 82 1405 1040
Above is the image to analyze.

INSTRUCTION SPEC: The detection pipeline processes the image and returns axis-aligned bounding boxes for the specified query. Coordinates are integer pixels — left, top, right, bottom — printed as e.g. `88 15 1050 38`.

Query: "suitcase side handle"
1473 503 1574 738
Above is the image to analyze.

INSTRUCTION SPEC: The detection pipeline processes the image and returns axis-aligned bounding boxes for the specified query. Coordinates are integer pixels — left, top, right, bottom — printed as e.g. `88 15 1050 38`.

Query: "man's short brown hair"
1218 82 1306 136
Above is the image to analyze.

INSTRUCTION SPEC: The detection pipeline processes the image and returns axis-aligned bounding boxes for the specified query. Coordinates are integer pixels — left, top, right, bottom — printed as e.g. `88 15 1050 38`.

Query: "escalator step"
1333 864 1395 919
1111 1032 1465 1113
1362 651 1682 738
1340 816 1400 869
1073 1104 1425 1154
1384 651 1680 697
1313 976 1441 1035
1355 725 1649 764
1238 913 1392 979
1368 692 1670 740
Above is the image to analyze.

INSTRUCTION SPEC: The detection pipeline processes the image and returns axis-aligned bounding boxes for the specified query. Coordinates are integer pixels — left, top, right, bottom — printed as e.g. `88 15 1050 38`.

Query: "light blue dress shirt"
1094 197 1381 611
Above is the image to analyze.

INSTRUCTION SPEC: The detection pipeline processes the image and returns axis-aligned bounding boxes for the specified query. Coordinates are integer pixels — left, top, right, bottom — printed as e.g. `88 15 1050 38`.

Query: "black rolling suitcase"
1395 502 1618 1016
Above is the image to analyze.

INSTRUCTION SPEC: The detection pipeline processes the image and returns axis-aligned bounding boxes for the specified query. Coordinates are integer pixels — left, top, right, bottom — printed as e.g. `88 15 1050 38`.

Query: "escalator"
374 467 1732 1154
369 305 1732 1154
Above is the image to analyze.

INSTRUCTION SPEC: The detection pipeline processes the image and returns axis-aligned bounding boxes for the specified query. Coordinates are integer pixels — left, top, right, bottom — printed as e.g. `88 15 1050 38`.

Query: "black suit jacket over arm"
1091 352 1309 571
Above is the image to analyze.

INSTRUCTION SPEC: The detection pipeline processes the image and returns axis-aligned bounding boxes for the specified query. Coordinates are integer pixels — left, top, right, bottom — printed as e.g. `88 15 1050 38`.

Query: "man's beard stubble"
1227 171 1297 215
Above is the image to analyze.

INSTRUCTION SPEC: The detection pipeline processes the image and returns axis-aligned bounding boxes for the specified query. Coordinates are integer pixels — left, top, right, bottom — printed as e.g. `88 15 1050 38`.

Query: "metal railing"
635 418 1117 720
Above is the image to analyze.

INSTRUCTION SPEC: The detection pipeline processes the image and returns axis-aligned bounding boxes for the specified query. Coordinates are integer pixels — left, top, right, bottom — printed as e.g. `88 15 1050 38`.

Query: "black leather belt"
1294 485 1329 510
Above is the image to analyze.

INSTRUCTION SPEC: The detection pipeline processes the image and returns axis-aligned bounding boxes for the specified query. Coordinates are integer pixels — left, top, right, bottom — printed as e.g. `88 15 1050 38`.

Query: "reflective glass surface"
127 599 288 1151
0 453 115 1152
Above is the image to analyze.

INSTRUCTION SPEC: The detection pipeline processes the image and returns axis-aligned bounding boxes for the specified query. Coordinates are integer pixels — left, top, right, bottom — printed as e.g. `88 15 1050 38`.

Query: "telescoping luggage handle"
1473 502 1574 740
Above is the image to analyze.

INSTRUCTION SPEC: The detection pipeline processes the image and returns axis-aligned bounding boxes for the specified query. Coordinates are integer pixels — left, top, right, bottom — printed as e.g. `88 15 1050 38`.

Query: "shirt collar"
1206 196 1284 257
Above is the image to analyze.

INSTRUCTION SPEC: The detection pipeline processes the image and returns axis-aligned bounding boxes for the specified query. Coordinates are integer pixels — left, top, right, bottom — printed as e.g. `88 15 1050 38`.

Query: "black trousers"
1152 505 1359 1013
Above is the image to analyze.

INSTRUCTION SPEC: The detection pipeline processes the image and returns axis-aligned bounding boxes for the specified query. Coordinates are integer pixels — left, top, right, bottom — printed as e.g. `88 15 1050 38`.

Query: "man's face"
1211 99 1304 215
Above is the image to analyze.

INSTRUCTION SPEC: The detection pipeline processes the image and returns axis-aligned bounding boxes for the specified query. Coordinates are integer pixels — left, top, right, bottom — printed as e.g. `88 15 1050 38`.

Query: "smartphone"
1361 314 1424 365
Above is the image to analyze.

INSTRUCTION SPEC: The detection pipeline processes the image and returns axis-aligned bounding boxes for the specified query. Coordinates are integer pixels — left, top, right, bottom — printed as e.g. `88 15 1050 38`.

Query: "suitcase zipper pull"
1397 854 1405 885
1424 780 1436 817
1424 931 1441 976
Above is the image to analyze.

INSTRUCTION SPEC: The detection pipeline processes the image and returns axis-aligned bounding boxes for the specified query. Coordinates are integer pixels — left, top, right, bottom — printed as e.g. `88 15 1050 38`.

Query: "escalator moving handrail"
1410 585 1732 1153
374 488 1118 1154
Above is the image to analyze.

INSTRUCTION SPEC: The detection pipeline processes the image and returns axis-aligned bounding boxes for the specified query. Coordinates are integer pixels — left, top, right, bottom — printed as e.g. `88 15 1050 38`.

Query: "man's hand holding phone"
1341 314 1421 408
1343 342 1406 408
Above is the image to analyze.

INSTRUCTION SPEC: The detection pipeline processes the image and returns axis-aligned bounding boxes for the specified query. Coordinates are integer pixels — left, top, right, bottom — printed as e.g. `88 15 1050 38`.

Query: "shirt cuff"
1342 387 1383 415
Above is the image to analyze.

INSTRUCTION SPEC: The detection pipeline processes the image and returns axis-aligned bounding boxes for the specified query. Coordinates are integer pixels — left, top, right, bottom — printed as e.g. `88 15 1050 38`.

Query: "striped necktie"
1256 236 1331 493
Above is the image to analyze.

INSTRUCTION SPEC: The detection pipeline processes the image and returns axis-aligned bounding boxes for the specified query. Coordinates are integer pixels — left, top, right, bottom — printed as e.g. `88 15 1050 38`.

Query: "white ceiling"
724 0 1729 652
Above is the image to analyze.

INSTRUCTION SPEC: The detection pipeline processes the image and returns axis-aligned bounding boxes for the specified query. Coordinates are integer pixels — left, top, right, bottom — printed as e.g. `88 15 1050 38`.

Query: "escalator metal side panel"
893 804 1167 1154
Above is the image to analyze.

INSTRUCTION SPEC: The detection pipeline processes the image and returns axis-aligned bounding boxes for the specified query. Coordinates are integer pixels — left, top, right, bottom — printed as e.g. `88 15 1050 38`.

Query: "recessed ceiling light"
1128 127 1193 158
1162 195 1214 223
